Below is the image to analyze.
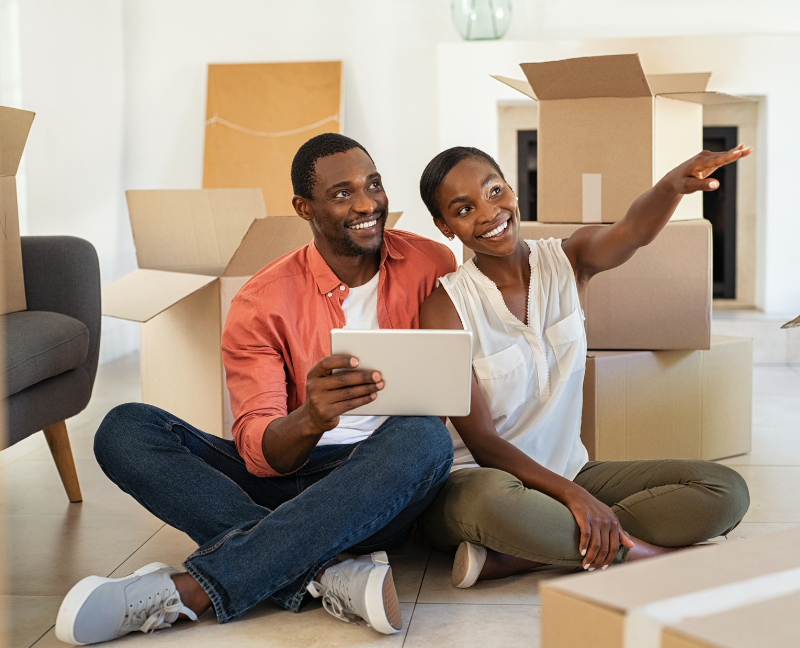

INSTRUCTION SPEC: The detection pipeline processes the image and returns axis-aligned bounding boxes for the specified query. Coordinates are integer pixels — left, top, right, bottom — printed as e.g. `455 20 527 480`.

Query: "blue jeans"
93 403 453 623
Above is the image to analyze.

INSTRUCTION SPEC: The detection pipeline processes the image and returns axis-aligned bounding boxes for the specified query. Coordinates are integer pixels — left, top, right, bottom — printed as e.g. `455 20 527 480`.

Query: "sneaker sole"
452 541 486 589
55 562 172 645
363 556 401 634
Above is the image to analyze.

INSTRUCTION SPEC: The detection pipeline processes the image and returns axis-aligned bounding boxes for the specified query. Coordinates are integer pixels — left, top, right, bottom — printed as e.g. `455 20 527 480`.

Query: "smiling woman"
415 144 751 589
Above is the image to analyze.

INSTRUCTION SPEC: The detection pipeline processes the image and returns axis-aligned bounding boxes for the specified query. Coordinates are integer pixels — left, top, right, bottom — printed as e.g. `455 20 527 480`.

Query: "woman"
417 144 751 587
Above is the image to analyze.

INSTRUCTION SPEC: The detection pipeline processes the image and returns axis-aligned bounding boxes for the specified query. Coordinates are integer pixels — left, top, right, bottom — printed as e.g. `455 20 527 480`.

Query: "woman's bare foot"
477 548 547 582
625 535 683 562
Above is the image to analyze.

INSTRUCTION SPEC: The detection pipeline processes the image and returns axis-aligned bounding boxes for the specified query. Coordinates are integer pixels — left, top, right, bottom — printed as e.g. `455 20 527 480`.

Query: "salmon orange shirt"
222 229 457 477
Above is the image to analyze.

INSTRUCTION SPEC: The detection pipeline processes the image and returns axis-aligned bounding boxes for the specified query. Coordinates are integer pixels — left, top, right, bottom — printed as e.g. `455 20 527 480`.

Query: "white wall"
10 1 800 364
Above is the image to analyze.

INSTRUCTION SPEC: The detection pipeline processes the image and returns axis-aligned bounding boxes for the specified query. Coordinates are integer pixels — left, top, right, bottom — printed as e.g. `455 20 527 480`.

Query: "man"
55 133 456 645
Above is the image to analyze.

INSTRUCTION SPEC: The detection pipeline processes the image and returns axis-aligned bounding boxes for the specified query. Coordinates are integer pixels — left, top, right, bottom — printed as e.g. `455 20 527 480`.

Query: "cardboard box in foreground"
464 220 712 350
541 527 800 648
494 54 750 224
102 189 401 438
582 336 752 462
0 106 35 315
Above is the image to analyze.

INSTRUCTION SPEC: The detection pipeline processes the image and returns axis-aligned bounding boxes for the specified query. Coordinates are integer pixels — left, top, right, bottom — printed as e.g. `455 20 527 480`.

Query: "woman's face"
434 156 519 257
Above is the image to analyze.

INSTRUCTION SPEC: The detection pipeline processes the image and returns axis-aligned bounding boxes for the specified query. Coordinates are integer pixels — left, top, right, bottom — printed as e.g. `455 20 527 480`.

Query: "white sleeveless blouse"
439 238 589 480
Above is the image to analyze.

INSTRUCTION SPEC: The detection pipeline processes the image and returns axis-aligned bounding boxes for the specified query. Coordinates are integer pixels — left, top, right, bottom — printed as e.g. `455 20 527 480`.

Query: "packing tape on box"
624 566 800 648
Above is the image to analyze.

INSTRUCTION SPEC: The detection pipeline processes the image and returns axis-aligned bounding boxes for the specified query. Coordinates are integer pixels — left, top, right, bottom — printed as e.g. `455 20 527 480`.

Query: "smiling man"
55 134 456 645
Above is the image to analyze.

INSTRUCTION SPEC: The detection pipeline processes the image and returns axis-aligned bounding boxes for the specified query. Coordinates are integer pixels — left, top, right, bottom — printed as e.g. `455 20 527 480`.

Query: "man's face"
301 148 389 257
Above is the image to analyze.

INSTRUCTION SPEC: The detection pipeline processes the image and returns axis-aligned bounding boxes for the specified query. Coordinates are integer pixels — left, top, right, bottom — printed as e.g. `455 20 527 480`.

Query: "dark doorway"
703 126 738 300
517 130 538 221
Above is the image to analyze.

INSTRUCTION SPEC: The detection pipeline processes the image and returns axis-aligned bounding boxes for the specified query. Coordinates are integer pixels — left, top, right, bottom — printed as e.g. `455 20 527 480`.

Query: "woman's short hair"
419 147 505 221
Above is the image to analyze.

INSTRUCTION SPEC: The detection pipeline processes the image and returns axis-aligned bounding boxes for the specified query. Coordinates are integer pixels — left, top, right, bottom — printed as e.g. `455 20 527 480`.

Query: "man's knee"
94 402 163 467
385 416 453 466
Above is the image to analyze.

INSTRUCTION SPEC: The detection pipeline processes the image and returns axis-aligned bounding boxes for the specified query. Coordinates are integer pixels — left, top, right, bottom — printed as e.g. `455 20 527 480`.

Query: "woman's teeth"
348 219 377 230
480 220 508 239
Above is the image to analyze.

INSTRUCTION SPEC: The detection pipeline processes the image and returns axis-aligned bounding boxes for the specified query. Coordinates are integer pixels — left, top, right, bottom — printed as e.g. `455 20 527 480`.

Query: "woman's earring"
447 234 455 241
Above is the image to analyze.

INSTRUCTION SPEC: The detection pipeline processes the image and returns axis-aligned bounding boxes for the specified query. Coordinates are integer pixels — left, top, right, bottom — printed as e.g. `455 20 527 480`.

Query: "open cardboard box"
494 54 751 224
465 220 712 350
540 527 800 648
0 106 35 315
582 336 752 462
102 188 401 437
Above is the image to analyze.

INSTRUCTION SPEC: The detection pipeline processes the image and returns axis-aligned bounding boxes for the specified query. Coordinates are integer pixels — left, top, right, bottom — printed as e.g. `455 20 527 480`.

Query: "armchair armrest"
21 236 101 388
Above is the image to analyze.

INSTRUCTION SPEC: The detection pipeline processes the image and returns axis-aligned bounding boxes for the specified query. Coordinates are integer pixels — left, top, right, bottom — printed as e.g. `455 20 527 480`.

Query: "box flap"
102 268 217 322
660 91 755 105
223 211 404 277
126 189 266 276
782 314 800 329
520 54 652 101
0 106 35 178
646 72 711 95
543 527 800 613
491 75 537 100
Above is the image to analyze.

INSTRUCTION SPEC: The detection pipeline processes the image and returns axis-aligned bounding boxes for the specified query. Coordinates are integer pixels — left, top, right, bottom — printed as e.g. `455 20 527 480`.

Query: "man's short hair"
291 133 373 199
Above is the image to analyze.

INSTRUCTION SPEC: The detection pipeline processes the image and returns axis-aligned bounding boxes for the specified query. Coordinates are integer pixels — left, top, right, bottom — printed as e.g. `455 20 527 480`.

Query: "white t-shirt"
439 239 589 480
317 270 388 446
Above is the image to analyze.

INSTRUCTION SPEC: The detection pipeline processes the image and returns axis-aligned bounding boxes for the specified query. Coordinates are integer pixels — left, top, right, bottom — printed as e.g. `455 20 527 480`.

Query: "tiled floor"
2 354 799 647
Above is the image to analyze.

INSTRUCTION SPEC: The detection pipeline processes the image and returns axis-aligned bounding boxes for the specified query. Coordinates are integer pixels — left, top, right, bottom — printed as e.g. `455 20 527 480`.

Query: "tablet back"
330 329 473 417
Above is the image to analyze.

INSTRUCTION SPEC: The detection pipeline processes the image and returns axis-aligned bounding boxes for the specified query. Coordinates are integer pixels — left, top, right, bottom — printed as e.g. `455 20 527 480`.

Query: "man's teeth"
349 219 378 230
480 220 508 238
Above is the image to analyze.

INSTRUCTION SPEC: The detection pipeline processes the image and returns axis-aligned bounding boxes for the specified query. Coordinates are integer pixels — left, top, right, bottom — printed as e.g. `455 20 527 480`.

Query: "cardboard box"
782 315 799 329
102 189 401 437
540 527 800 648
203 61 342 217
582 336 752 462
464 220 712 350
494 54 750 223
0 106 35 315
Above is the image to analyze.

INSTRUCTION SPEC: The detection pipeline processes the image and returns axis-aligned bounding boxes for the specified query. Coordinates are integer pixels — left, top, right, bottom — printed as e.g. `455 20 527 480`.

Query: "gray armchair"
2 236 101 502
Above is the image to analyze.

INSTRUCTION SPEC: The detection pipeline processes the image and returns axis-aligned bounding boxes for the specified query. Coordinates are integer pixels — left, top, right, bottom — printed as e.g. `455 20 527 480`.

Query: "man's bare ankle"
314 559 340 583
172 572 212 618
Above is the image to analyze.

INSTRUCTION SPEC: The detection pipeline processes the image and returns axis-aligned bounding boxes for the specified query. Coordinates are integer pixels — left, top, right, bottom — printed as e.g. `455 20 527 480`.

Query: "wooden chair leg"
43 421 83 503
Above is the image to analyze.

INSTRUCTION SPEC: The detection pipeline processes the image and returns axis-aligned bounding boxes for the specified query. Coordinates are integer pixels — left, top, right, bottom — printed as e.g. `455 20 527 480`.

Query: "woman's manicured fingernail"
583 564 589 570
602 565 608 570
709 180 719 189
588 567 595 572
581 549 587 556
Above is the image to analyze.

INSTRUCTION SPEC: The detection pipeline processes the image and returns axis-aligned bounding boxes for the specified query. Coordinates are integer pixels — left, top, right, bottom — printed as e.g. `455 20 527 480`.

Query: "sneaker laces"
313 572 360 627
124 586 198 634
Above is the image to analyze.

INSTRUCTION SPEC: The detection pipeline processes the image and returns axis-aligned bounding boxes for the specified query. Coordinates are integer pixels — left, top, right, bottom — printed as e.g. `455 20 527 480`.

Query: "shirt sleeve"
221 292 295 477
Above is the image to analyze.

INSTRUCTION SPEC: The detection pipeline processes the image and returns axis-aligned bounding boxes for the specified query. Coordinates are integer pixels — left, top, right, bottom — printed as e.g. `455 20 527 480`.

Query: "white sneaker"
452 541 487 588
55 562 198 645
307 551 401 634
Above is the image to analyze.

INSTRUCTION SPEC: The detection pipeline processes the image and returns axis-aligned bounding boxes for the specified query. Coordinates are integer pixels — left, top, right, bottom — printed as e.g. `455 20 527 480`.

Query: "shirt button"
339 285 345 291
326 292 332 297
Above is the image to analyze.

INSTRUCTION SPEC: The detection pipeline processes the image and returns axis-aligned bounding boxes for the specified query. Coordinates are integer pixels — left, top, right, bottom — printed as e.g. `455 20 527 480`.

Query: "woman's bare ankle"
478 549 547 581
172 572 212 618
625 535 684 562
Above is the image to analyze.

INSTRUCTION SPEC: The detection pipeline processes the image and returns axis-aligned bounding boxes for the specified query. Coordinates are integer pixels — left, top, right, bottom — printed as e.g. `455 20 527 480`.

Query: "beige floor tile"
0 433 49 469
730 466 800 523
417 549 571 605
720 427 800 466
753 395 800 428
383 534 431 603
33 601 413 648
1 595 61 648
405 603 540 648
1 455 154 518
716 521 800 540
110 525 198 578
7 515 163 596
752 365 800 396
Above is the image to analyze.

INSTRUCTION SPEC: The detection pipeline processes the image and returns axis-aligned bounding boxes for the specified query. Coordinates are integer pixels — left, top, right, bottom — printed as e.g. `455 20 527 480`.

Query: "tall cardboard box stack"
487 54 753 462
101 189 401 438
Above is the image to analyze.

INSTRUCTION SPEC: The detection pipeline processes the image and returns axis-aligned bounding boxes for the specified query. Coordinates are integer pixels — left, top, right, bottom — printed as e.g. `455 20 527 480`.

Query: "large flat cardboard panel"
0 106 35 177
541 587 623 648
101 268 217 323
654 96 703 222
541 528 800 648
0 177 25 315
521 54 651 100
582 337 752 462
140 281 224 437
663 590 800 648
701 337 752 460
127 189 266 276
464 220 712 350
645 73 711 95
537 97 653 223
203 61 342 217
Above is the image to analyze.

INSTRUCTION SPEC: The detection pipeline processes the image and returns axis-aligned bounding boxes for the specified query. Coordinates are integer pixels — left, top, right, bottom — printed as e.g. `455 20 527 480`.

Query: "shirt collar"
308 231 404 296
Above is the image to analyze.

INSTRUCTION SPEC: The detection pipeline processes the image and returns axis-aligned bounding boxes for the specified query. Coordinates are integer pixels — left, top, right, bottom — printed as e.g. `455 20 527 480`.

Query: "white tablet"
329 329 473 417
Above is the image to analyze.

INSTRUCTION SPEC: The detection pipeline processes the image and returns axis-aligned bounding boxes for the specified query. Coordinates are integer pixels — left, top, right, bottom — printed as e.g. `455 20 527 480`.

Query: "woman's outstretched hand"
563 485 635 571
667 144 752 195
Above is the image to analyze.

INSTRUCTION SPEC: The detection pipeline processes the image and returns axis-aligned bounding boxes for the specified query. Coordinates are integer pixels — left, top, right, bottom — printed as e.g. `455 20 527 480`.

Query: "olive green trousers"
419 460 749 566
